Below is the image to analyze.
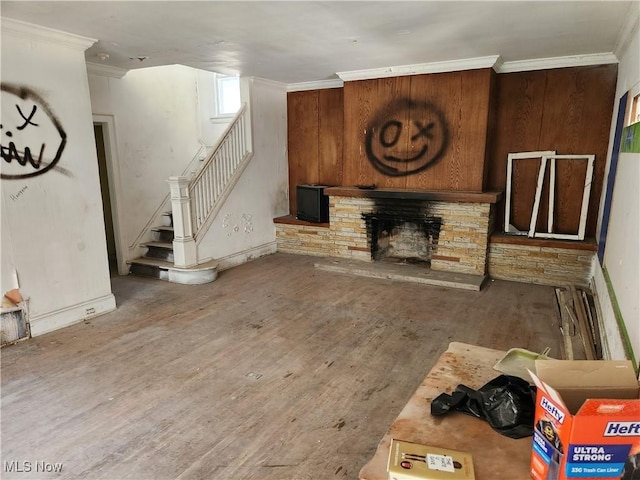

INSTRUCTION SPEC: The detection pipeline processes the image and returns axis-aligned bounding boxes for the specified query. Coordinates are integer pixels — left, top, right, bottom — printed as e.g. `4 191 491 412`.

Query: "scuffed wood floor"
1 253 563 480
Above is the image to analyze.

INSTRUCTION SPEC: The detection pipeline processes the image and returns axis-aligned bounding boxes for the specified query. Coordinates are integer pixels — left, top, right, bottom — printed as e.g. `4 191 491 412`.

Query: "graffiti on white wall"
9 185 28 202
1 84 67 180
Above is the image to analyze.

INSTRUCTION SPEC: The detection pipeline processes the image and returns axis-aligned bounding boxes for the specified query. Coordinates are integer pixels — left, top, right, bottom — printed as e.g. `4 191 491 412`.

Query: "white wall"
1 16 286 337
594 14 640 364
88 68 289 271
1 19 115 335
196 69 231 144
87 65 228 262
197 77 289 268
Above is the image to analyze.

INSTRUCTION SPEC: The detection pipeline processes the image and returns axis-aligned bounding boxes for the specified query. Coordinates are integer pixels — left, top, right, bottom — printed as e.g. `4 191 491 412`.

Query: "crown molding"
336 55 501 82
1 17 96 51
86 62 128 79
330 52 618 83
249 76 287 89
287 79 344 92
496 53 618 73
614 3 640 59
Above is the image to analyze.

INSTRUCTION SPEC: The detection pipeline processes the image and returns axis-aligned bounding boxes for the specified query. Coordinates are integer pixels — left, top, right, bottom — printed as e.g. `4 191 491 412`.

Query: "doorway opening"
93 116 126 276
94 124 117 273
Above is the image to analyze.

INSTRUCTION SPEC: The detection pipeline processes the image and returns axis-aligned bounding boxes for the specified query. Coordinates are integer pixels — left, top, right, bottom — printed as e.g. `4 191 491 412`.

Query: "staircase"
128 103 252 285
129 212 219 284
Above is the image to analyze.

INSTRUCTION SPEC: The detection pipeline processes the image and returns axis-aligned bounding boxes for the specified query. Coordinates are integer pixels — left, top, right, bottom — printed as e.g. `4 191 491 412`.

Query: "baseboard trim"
29 294 117 337
591 263 629 362
216 242 277 272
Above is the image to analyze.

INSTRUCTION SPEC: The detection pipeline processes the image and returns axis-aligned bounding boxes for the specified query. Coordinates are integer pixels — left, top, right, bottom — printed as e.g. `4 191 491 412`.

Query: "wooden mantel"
324 187 502 204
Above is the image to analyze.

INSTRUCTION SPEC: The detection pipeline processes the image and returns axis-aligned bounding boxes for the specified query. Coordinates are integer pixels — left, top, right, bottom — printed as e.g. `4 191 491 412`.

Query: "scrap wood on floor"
554 285 600 360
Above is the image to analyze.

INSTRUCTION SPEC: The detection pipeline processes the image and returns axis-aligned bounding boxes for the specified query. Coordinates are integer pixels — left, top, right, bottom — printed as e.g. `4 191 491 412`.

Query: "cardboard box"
529 360 640 480
387 439 475 480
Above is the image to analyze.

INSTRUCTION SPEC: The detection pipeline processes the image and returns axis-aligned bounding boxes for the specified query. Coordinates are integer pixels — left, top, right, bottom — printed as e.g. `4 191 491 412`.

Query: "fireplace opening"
362 199 442 266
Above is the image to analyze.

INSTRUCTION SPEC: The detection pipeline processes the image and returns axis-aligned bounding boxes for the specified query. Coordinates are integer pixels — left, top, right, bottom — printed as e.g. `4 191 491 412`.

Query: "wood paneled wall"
286 65 617 239
287 88 343 213
487 65 617 237
342 70 493 191
287 70 494 213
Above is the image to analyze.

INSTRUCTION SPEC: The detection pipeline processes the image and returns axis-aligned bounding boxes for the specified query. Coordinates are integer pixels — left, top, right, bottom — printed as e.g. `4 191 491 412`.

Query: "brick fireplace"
276 187 501 277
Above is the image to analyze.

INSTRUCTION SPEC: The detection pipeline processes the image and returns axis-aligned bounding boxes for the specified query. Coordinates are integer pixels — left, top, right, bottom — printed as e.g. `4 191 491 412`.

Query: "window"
626 81 640 127
620 82 640 154
215 74 240 117
628 92 639 126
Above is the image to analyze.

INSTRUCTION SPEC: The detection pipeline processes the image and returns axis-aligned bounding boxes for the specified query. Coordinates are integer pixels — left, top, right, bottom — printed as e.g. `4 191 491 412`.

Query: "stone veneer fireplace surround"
325 188 500 276
276 187 501 277
275 187 597 286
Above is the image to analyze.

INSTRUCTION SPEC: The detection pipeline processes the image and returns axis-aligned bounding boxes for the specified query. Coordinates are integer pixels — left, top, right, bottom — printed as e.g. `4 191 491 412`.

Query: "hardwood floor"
1 253 564 480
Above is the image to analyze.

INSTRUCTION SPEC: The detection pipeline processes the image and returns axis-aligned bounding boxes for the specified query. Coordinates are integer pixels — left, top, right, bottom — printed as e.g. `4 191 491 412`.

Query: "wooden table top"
358 342 533 480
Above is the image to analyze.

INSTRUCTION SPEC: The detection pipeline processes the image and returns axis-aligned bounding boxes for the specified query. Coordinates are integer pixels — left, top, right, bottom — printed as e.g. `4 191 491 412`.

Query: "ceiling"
1 1 636 84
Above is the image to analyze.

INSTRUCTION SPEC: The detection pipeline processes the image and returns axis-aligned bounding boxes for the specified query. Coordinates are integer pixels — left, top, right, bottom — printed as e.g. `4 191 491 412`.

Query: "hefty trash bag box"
528 360 640 480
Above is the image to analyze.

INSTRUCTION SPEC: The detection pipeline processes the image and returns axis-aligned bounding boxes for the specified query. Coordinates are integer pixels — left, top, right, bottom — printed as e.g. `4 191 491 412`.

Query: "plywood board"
358 342 533 480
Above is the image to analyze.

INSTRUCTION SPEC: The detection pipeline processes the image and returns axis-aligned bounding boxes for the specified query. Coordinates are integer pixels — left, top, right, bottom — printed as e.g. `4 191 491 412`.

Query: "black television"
296 185 330 223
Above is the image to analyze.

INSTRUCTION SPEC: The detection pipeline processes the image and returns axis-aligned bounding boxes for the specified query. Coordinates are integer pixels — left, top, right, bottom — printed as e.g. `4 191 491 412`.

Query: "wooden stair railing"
168 103 253 267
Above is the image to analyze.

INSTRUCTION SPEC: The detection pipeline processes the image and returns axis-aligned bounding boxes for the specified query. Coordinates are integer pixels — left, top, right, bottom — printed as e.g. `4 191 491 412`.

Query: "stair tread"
142 241 173 249
129 257 218 271
152 226 174 231
129 257 174 268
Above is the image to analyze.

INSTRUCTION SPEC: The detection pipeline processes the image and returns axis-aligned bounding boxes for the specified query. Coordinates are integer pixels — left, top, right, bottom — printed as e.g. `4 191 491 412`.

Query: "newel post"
167 176 197 268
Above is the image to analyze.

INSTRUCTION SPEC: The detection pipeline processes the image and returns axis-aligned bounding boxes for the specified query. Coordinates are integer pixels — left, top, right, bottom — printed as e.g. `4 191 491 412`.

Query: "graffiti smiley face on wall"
365 99 449 177
1 84 67 180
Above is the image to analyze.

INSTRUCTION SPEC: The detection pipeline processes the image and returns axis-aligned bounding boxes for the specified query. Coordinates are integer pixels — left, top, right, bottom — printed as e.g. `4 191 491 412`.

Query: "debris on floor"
554 286 601 360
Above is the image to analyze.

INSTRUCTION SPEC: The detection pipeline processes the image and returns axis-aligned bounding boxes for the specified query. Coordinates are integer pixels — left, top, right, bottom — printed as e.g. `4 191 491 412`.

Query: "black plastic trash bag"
430 374 537 439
